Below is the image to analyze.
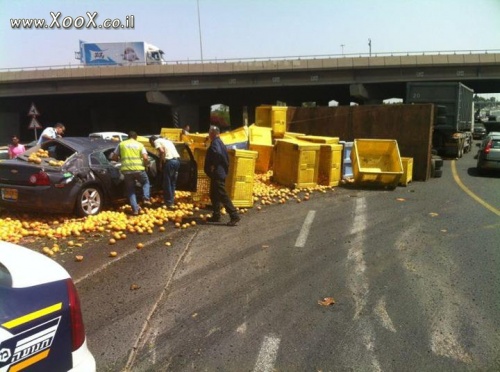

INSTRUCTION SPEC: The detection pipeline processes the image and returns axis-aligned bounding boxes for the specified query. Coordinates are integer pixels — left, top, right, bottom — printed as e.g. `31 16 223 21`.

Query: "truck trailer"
406 82 474 158
77 41 166 66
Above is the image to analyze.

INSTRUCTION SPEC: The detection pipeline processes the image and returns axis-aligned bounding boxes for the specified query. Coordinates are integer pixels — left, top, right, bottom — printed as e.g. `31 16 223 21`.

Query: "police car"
0 241 96 371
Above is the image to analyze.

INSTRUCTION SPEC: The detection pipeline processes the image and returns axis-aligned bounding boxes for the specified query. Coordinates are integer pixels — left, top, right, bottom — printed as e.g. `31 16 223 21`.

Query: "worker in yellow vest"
111 131 151 215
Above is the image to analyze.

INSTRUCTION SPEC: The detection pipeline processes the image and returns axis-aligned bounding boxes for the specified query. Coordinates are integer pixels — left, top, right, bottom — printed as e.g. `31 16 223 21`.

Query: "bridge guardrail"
1 49 500 72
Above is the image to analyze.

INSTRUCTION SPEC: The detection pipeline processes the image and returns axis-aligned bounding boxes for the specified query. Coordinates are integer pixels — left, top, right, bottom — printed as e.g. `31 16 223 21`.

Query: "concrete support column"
247 105 256 125
198 105 211 133
229 105 244 127
173 104 210 133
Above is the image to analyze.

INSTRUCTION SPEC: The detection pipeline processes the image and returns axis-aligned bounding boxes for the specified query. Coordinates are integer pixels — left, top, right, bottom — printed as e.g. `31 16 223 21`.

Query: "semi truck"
406 82 474 158
76 41 166 66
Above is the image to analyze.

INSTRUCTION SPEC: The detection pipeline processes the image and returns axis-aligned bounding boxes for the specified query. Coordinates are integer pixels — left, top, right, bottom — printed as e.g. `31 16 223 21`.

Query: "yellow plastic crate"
351 139 403 189
399 157 413 186
283 131 306 140
184 133 209 144
193 147 207 173
226 149 258 207
160 128 183 142
137 135 155 154
272 139 320 188
248 124 273 146
220 126 249 149
318 144 343 186
192 171 211 204
249 143 274 173
255 105 287 138
296 135 340 144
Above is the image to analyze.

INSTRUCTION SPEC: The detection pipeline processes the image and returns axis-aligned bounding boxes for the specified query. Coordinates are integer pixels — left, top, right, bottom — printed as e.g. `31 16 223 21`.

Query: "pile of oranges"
0 171 335 255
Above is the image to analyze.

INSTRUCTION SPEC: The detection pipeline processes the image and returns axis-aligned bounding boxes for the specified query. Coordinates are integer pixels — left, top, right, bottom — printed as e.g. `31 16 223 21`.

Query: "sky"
0 0 499 96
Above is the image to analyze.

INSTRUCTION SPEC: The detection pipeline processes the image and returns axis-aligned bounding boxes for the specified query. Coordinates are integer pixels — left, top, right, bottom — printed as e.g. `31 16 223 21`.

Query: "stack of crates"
318 144 343 186
226 149 258 207
255 105 287 139
294 135 342 186
248 124 274 173
272 139 320 188
191 147 258 207
351 139 403 189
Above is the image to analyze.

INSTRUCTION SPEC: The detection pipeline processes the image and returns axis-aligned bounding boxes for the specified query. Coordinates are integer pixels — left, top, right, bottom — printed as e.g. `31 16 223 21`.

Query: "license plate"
1 188 18 201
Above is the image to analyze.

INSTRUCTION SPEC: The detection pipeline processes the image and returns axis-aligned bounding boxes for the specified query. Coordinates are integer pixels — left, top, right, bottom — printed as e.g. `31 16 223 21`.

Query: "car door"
88 150 124 199
175 143 198 192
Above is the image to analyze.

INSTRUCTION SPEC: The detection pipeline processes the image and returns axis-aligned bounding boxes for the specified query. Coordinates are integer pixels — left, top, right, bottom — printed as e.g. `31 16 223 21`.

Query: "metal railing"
1 49 499 72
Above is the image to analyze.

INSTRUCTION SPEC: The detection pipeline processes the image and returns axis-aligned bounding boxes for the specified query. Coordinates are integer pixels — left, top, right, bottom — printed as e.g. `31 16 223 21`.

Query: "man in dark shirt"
204 125 241 226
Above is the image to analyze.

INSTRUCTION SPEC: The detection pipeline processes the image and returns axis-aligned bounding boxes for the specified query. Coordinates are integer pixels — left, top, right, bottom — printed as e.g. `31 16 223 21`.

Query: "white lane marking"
148 328 159 365
236 322 247 334
347 198 368 319
253 334 281 372
431 320 472 363
346 197 382 371
295 210 316 247
374 296 396 333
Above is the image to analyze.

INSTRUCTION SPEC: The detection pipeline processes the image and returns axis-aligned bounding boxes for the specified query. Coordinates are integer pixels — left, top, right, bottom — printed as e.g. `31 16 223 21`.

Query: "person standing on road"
149 135 181 208
37 122 65 144
8 135 26 159
111 131 151 215
204 125 241 226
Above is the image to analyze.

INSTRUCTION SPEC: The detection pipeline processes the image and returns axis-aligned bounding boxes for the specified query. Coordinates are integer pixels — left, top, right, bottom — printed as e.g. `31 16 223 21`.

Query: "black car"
0 137 197 216
473 123 487 140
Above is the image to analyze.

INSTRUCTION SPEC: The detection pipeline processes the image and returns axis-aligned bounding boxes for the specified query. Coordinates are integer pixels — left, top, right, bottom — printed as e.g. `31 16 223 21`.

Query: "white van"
89 132 128 142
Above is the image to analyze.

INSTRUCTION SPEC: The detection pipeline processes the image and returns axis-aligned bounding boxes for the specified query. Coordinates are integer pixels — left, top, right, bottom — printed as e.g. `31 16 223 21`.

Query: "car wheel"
75 186 104 216
434 169 443 178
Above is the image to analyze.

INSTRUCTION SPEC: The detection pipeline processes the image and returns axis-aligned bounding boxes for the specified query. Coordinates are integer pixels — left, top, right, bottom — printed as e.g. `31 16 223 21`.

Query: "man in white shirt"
149 136 181 208
37 123 65 144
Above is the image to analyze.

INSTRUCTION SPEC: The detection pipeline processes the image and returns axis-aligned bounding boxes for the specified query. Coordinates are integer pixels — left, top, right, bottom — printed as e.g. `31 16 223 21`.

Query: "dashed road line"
295 210 316 247
253 334 281 372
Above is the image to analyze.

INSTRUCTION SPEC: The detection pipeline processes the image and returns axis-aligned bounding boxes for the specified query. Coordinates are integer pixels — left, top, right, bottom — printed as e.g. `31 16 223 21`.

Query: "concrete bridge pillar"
247 105 256 125
173 105 211 133
229 105 242 127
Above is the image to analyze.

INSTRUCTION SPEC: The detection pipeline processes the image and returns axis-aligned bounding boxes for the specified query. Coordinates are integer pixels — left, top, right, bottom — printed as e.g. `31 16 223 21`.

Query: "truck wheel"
436 105 447 116
436 116 447 125
434 157 443 169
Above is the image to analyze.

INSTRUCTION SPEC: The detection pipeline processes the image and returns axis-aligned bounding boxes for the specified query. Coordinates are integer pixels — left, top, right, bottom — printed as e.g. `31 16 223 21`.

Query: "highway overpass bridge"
0 50 499 141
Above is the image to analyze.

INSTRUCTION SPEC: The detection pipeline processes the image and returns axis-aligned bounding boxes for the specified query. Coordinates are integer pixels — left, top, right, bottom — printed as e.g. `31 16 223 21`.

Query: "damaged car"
0 137 197 216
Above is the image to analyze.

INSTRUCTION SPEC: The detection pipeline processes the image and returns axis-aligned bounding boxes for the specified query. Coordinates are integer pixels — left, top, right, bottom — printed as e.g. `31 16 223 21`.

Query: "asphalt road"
60 143 499 371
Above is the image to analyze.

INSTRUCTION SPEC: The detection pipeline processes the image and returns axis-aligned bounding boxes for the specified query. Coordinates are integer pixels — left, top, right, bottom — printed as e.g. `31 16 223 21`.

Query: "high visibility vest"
119 139 145 171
